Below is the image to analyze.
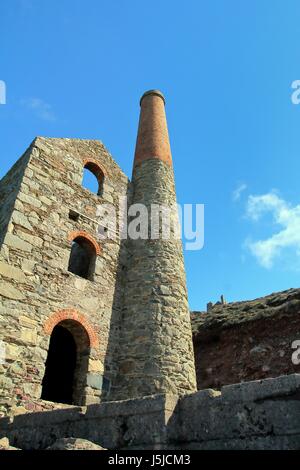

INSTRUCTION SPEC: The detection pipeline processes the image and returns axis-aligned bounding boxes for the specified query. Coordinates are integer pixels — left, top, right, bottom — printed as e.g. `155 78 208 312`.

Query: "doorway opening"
41 320 90 405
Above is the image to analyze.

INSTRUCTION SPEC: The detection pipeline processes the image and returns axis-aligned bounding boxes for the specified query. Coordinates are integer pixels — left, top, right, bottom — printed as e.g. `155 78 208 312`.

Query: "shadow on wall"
0 394 176 450
0 149 32 249
101 179 132 401
2 374 300 450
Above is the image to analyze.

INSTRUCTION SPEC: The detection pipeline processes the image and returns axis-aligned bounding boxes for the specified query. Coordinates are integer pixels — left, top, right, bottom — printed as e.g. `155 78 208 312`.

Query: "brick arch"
82 157 107 177
68 230 101 255
44 308 99 349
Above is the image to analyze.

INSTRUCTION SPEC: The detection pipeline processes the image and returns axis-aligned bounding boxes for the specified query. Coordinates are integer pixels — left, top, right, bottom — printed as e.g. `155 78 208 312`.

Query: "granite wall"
0 137 129 416
1 374 300 450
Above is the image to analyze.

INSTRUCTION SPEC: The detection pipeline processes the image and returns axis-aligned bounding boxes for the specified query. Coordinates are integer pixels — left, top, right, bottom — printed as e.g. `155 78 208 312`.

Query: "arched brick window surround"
44 308 99 349
82 158 107 175
68 230 101 256
82 158 106 196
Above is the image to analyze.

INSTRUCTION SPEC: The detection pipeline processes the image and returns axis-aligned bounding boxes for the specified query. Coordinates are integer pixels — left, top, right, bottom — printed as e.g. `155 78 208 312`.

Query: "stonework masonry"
0 90 197 418
1 89 299 449
191 288 300 390
111 91 197 399
2 374 300 450
0 136 130 415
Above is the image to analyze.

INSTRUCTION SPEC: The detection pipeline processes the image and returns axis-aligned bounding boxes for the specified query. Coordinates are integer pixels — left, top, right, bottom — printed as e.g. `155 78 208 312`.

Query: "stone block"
221 374 300 403
0 280 25 300
46 438 106 450
3 233 32 252
21 259 36 274
87 373 103 390
5 344 21 361
12 211 33 230
89 359 104 373
0 261 27 283
20 328 37 345
0 437 9 448
19 316 37 328
17 231 43 248
18 192 42 208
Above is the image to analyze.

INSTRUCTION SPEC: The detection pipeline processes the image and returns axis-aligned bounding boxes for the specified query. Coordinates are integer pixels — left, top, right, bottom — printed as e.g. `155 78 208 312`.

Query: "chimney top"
140 89 166 106
134 88 172 167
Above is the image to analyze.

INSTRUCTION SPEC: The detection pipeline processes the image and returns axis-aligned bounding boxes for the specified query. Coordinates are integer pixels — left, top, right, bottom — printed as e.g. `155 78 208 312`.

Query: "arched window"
68 236 96 281
82 161 105 196
41 319 90 405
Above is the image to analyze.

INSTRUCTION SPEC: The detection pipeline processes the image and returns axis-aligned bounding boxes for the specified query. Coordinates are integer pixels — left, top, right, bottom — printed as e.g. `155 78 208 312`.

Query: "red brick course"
68 230 101 255
44 308 99 349
82 158 107 176
134 92 173 167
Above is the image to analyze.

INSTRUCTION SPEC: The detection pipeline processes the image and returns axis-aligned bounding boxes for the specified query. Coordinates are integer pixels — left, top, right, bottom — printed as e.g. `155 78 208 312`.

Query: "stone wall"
192 288 300 390
2 374 300 450
0 137 129 416
0 147 31 247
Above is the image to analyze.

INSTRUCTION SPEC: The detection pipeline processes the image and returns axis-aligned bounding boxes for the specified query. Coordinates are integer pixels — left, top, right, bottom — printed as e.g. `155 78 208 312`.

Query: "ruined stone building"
1 90 300 450
0 90 196 417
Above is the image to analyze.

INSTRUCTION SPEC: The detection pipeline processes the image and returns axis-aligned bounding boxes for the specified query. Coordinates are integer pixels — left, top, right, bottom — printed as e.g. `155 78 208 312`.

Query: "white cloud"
232 183 247 201
21 98 56 122
245 191 300 268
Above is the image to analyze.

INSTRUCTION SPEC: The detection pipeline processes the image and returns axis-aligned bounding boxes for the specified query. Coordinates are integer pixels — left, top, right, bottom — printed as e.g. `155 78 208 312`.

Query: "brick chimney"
133 90 172 168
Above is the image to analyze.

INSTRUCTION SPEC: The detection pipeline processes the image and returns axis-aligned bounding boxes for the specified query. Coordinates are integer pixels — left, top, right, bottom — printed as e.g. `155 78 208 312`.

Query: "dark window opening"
69 210 80 222
41 325 77 405
82 162 104 196
68 236 96 280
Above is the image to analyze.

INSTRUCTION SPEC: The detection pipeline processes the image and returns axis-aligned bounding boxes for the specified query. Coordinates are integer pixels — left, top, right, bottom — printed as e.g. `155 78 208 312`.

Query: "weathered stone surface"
0 393 177 450
46 438 106 450
0 437 9 448
3 233 32 252
0 97 197 417
0 281 25 300
12 211 33 230
111 96 197 400
0 438 20 450
192 288 300 390
5 344 20 361
17 231 43 248
2 375 300 450
0 261 26 283
20 328 37 345
18 192 42 208
87 373 103 390
173 374 300 449
88 359 104 373
0 137 130 415
18 316 37 328
2 94 298 452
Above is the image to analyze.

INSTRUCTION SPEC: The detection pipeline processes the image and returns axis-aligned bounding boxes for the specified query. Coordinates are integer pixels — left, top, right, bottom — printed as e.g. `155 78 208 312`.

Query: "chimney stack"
134 90 172 168
110 90 197 400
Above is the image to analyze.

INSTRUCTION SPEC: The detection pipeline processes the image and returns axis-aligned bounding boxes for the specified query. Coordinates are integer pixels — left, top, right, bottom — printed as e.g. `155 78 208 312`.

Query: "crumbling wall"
192 289 300 390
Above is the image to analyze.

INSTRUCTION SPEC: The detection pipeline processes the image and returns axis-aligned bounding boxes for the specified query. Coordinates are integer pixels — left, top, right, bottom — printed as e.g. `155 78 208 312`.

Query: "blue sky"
1 0 300 311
